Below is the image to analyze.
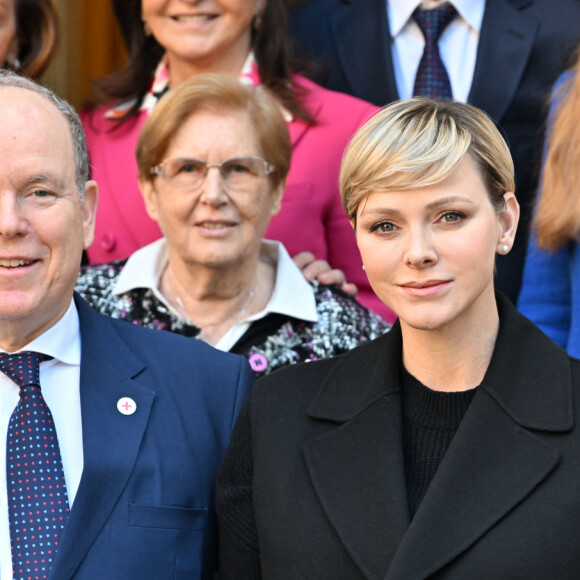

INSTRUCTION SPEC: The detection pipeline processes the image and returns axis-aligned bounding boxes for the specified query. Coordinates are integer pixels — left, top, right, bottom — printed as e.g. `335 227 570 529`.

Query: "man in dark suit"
289 0 580 302
0 70 253 579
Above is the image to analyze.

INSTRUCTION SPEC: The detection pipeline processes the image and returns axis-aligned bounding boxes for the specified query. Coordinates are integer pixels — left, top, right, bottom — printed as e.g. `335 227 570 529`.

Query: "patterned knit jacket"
75 260 391 378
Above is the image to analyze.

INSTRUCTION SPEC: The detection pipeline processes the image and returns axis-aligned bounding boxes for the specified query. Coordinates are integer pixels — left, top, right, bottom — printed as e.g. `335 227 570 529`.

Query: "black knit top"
401 367 477 518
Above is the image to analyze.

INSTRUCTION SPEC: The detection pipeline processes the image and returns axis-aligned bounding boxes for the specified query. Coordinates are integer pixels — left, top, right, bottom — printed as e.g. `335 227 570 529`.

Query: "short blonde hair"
340 98 515 221
136 73 291 190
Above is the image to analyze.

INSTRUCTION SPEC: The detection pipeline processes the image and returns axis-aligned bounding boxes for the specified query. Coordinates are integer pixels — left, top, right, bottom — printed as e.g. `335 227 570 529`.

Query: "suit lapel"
49 297 156 580
468 0 538 121
332 0 399 105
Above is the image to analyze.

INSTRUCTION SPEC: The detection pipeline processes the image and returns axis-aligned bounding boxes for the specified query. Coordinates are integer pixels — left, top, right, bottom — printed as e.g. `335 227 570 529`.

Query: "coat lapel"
387 294 572 578
302 295 572 579
303 328 409 579
468 0 538 121
386 390 560 579
304 398 409 580
331 0 399 105
48 296 156 580
286 89 321 150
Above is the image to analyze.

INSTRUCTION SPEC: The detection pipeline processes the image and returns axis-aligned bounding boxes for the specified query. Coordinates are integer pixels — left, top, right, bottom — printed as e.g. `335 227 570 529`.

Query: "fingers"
339 282 358 297
291 252 357 296
292 251 317 278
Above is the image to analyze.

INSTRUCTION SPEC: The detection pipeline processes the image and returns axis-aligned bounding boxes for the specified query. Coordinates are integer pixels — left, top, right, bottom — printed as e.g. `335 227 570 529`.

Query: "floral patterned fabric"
75 260 390 378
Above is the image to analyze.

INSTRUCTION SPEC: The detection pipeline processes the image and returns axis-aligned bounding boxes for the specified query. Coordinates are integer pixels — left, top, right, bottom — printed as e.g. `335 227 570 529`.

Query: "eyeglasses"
150 156 276 191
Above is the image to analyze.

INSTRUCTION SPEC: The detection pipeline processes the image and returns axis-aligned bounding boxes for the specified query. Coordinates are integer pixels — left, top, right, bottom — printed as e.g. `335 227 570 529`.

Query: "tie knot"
0 351 52 389
413 3 457 42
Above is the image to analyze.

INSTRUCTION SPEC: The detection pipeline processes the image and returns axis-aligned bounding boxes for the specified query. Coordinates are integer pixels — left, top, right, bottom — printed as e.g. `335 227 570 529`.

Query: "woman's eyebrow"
425 196 475 211
359 207 402 217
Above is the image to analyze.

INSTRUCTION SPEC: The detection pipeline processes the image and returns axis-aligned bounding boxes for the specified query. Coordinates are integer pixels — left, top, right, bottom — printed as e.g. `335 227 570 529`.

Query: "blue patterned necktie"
2 351 70 580
412 3 457 99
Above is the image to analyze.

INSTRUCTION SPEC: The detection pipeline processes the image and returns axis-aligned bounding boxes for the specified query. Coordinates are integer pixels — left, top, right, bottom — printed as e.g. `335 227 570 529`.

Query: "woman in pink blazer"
81 0 392 321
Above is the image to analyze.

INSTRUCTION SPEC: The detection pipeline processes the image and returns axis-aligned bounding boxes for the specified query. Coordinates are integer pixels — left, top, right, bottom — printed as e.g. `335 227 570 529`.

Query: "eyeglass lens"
163 157 269 191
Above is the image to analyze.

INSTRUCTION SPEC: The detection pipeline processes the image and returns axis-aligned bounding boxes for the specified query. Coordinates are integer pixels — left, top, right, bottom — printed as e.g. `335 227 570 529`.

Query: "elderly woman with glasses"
80 0 389 321
75 74 388 377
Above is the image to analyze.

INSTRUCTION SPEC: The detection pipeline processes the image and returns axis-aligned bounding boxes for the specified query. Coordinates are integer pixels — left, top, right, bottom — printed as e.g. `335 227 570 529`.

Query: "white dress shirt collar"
388 0 485 37
114 237 169 306
113 238 318 350
0 299 81 364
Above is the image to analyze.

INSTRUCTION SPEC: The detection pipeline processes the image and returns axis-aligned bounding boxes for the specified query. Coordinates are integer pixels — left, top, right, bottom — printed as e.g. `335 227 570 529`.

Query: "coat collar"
304 293 571 579
309 293 572 432
49 295 155 580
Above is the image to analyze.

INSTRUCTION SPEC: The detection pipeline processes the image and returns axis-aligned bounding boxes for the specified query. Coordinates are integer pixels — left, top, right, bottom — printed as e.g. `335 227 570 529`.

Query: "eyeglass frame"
149 155 277 191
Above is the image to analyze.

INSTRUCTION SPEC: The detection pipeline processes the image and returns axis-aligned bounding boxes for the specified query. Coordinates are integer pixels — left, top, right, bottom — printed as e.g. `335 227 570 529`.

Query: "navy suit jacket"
289 0 580 302
46 295 253 579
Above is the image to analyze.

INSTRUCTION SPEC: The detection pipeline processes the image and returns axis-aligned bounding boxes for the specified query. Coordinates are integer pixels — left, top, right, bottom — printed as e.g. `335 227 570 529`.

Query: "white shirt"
0 300 83 580
113 238 318 352
388 0 485 102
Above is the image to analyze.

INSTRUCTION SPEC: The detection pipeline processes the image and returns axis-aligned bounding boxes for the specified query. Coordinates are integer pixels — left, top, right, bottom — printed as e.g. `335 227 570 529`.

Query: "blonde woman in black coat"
216 98 580 578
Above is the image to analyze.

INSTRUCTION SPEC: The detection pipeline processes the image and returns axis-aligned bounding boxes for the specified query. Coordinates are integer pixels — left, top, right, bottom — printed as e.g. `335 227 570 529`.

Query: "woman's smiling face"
354 155 519 334
140 108 282 273
141 0 262 74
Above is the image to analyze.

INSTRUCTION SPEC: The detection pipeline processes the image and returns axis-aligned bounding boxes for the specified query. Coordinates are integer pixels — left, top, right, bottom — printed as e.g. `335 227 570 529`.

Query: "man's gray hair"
0 70 90 200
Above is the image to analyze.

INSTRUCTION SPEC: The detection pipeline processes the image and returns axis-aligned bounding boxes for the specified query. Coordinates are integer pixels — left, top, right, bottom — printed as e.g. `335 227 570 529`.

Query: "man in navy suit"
0 70 253 579
289 0 580 303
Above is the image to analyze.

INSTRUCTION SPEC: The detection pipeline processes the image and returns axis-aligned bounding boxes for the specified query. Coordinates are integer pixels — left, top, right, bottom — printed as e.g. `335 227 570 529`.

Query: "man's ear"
81 180 99 250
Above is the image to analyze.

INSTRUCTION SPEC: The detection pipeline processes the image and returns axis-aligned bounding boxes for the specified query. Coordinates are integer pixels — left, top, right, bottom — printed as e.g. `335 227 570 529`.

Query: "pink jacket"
81 75 393 321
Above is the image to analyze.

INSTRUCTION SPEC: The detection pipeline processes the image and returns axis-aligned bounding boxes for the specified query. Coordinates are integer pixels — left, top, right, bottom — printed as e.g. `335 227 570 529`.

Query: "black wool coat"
217 294 580 579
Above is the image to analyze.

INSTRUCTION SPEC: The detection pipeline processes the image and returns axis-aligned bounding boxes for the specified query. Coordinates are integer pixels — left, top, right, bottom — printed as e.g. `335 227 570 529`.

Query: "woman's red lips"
402 280 448 288
400 280 452 296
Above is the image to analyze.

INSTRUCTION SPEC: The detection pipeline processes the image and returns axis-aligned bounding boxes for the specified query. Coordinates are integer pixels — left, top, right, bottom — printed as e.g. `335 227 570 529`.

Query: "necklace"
161 267 257 332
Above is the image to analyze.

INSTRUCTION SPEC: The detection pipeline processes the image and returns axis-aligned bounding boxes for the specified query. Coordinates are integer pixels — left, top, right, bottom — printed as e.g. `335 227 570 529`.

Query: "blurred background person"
288 0 580 305
217 97 580 579
0 0 57 78
80 0 391 320
518 49 580 356
76 74 389 378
